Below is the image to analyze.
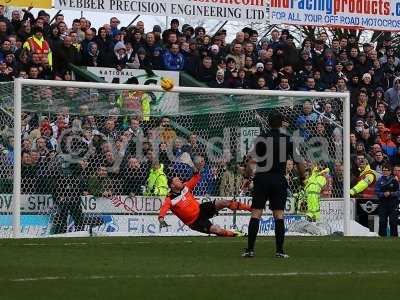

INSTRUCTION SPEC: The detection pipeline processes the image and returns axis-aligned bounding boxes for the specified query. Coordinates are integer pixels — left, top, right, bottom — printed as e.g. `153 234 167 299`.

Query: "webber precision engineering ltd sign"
270 0 400 31
56 0 268 22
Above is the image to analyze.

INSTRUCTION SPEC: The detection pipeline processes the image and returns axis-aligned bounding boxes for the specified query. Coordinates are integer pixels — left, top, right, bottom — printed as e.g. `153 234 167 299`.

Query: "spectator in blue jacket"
375 162 399 237
162 43 184 71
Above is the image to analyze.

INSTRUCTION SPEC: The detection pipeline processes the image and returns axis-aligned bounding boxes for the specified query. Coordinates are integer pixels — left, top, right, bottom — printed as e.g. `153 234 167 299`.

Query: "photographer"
375 162 399 237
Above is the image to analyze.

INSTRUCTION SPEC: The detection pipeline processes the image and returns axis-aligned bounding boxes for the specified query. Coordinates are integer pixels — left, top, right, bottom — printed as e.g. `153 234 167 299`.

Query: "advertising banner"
0 0 51 8
86 214 309 236
86 67 179 114
0 194 54 213
0 193 343 236
270 0 400 31
56 0 268 22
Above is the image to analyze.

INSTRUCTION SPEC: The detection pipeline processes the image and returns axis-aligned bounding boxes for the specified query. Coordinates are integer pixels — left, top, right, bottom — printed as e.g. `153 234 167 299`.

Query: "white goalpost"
6 78 353 238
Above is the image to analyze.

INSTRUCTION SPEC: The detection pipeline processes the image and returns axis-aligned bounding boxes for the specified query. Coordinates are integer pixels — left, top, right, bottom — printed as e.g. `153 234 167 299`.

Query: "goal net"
1 79 351 238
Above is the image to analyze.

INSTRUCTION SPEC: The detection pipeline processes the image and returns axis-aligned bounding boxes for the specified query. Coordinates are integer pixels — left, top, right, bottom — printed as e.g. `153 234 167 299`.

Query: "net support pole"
343 92 351 236
12 79 22 238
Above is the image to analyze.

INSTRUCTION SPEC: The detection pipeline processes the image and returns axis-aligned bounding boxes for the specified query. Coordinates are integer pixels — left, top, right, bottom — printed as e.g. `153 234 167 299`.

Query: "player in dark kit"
242 112 306 258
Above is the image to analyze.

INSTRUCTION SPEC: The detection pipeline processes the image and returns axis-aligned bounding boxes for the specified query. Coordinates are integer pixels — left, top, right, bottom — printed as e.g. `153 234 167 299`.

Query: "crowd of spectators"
2 6 400 201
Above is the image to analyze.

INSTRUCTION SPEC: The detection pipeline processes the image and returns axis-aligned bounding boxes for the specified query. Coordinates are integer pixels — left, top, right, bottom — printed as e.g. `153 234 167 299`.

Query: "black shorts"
252 173 288 211
189 202 217 234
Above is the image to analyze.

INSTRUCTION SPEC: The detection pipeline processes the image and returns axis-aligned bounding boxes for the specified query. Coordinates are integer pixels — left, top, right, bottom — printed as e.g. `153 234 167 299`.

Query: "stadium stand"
0 5 398 204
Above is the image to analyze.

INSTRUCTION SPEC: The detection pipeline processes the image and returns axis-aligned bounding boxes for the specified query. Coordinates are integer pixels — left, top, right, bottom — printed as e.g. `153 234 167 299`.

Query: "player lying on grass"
158 157 251 236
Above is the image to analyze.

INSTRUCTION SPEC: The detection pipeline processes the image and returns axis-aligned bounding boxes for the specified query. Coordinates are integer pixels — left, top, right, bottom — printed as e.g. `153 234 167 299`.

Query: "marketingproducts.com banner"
270 0 400 31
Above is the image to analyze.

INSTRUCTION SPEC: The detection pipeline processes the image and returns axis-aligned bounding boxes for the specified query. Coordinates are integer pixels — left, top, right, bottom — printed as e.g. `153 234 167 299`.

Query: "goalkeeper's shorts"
189 202 217 234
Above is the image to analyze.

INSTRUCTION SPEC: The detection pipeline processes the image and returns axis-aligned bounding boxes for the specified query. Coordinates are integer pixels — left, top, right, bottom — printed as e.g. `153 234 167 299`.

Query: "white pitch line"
8 239 380 247
5 271 394 282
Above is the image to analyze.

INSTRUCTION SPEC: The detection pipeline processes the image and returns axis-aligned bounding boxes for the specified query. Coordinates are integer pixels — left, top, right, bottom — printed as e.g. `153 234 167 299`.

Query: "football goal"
0 79 354 238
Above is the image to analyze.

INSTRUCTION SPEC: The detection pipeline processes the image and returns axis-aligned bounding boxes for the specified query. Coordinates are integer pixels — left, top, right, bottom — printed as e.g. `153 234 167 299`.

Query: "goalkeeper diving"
158 156 251 237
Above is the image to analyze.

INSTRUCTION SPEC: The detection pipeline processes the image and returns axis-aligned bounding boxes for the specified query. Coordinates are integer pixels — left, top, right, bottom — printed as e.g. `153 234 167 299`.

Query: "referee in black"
242 112 306 258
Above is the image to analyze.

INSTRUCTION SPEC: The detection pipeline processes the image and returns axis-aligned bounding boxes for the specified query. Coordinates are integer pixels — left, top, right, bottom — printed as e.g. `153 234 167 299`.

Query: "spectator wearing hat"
152 25 162 42
182 24 194 41
253 62 265 80
296 59 313 86
23 26 52 66
321 60 337 88
355 52 370 75
283 35 299 67
272 43 285 70
360 72 374 96
384 76 400 111
162 18 181 45
344 59 356 78
112 41 128 70
135 47 150 69
209 44 222 62
334 61 346 79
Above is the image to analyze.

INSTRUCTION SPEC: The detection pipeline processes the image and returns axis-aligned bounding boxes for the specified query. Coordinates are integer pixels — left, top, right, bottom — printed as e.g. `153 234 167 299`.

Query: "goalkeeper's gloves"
159 218 170 229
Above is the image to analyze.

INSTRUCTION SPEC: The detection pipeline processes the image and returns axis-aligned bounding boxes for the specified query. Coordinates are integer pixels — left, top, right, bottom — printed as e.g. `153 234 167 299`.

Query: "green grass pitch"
0 237 399 300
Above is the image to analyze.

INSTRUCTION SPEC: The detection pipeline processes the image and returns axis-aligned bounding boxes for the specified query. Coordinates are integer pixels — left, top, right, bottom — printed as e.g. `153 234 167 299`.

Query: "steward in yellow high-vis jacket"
304 167 330 221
